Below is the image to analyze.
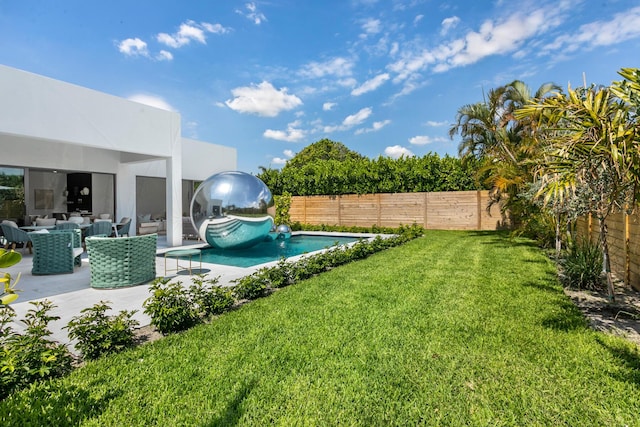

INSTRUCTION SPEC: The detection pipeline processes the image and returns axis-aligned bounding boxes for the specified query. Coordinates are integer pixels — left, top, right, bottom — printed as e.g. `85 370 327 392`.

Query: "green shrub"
189 276 234 318
0 300 73 399
143 278 200 335
232 275 269 300
65 301 139 361
562 238 603 290
257 259 292 288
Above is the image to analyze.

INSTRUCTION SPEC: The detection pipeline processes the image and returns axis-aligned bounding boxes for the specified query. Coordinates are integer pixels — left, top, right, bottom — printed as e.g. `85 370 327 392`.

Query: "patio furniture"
115 217 131 237
55 222 80 230
138 221 159 235
85 233 158 288
164 248 202 276
82 220 113 250
1 223 32 253
28 229 83 275
35 218 57 227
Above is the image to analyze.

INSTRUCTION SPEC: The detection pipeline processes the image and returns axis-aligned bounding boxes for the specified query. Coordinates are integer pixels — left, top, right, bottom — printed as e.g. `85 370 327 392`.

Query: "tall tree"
449 80 560 225
516 73 640 301
284 139 364 169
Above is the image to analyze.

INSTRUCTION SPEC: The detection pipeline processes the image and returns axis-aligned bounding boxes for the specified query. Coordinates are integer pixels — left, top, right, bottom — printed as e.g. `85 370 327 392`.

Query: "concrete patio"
3 236 262 351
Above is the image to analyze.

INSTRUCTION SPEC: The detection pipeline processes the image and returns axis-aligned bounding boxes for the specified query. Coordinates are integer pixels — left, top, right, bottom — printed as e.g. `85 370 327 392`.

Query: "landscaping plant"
561 237 604 290
65 301 139 361
143 278 201 334
0 301 73 399
189 275 234 318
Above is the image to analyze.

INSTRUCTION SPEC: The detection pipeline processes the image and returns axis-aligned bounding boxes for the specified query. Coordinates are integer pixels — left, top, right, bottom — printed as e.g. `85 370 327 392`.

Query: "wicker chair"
55 222 80 231
86 233 158 288
82 220 113 250
28 229 83 275
115 217 131 237
1 223 32 254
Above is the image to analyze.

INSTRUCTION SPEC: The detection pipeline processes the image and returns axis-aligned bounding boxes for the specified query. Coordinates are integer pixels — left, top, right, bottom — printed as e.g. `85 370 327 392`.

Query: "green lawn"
2 230 639 426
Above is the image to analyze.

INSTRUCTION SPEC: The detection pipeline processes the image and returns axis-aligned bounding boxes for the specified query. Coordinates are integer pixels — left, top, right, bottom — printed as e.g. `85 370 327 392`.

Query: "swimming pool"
196 234 362 268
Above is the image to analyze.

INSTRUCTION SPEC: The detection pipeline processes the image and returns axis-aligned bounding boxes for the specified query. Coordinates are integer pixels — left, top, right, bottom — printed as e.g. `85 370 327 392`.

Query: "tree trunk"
598 217 615 302
555 213 561 258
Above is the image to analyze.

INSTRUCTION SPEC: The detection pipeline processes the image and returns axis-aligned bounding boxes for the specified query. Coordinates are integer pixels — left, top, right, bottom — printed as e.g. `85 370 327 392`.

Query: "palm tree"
449 80 560 227
516 79 639 301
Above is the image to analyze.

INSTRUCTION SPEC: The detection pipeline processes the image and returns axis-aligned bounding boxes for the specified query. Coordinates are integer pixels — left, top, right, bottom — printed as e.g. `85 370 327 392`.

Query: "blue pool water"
198 234 362 268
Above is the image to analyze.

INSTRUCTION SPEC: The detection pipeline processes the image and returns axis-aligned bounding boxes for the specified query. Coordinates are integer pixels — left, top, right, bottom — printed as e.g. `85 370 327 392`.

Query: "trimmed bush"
0 301 73 399
65 301 139 360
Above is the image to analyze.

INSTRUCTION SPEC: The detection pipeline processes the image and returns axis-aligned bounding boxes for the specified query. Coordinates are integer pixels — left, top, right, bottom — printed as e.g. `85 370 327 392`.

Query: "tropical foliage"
516 69 640 300
449 79 560 227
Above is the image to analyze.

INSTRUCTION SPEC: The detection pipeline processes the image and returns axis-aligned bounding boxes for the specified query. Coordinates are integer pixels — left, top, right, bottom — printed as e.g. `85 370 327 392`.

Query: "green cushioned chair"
1 223 33 253
28 229 83 275
86 233 157 288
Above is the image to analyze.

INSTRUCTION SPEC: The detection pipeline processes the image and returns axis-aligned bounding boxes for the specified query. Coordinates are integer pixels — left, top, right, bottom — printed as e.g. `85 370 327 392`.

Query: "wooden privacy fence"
576 213 640 291
289 190 509 231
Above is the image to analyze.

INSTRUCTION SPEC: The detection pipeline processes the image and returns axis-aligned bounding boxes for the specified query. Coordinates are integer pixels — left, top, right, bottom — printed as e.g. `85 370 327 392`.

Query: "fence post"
625 209 630 287
303 196 307 224
477 191 482 230
423 192 429 229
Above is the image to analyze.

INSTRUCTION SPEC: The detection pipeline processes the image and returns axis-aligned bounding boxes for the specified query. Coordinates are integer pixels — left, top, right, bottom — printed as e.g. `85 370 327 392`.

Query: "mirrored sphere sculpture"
190 171 275 249
275 224 292 240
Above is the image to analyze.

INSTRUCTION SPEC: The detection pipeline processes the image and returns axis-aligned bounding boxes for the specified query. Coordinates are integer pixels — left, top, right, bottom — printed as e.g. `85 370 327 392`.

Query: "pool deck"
3 232 376 351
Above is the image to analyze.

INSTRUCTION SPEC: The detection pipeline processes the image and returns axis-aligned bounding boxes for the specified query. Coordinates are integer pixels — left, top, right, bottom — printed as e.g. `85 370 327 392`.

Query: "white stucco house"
0 65 237 246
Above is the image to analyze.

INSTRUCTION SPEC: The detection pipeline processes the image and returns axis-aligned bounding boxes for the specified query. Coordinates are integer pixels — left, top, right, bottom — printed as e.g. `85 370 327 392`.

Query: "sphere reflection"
190 171 274 249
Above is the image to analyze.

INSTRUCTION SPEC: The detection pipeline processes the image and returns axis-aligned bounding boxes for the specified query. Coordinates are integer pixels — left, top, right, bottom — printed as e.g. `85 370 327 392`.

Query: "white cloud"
389 42 399 56
351 73 390 96
127 94 175 111
361 18 382 36
355 119 391 135
271 149 295 165
156 50 173 61
237 2 267 25
225 81 302 117
299 57 354 79
425 120 448 127
323 102 337 111
263 120 306 142
118 38 149 57
389 5 567 79
343 107 372 126
414 15 424 25
271 157 288 165
385 145 414 158
157 20 229 49
441 16 460 35
323 107 373 133
409 135 447 145
545 6 640 53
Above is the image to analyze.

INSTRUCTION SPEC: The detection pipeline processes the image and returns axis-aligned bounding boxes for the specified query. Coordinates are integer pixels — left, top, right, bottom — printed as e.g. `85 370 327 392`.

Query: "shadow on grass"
0 380 120 427
205 379 256 427
596 336 640 387
540 298 590 332
462 230 540 250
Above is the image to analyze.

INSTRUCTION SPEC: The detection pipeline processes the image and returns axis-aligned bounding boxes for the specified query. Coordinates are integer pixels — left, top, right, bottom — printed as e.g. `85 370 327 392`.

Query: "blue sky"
1 1 639 173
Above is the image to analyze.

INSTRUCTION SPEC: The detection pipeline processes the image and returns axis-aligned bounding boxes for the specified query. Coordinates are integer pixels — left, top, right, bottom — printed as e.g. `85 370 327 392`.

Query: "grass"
2 230 639 425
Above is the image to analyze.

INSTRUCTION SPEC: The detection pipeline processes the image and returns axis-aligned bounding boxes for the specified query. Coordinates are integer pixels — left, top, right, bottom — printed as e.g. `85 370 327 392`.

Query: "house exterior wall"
0 65 237 246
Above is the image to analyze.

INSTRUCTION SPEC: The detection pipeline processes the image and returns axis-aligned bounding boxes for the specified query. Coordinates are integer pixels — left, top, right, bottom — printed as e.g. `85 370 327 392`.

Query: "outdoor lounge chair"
82 220 113 249
115 217 131 237
85 233 157 288
1 223 32 254
28 229 83 275
55 222 80 230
